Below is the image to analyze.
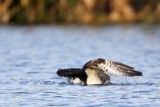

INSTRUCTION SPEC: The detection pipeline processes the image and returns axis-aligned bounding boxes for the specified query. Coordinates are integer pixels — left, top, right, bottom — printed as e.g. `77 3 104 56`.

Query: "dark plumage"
57 58 142 85
57 68 87 84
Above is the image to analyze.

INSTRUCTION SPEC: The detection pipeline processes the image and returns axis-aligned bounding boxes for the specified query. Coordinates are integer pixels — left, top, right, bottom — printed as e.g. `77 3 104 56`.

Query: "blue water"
0 25 160 107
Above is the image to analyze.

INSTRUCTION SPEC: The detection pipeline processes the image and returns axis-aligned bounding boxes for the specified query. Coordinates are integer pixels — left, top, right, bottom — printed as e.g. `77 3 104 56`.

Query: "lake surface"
0 25 160 107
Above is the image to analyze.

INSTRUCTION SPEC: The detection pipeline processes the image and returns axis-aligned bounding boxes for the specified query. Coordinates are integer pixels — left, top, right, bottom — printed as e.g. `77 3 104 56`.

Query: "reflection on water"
0 25 160 107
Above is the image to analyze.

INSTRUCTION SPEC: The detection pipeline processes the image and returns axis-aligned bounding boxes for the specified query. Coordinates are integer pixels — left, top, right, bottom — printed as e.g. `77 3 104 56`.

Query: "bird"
57 58 142 85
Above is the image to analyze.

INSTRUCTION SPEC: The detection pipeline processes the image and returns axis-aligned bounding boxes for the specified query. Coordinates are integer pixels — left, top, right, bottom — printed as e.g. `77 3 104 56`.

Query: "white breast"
85 69 102 85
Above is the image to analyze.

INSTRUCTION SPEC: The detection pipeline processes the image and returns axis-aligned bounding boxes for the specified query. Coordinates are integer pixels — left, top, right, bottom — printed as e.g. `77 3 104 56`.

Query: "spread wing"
84 58 142 77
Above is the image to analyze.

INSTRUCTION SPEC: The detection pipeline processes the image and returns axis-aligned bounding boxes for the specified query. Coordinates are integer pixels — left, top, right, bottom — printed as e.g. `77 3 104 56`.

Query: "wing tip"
128 70 143 76
136 71 143 76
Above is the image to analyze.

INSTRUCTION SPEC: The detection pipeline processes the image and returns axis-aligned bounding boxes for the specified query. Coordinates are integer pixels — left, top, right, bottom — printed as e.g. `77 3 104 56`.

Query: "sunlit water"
0 25 160 107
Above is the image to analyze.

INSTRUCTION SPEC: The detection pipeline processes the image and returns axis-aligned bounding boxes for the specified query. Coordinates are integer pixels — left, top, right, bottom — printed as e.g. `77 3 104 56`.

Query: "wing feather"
102 60 142 76
84 59 142 77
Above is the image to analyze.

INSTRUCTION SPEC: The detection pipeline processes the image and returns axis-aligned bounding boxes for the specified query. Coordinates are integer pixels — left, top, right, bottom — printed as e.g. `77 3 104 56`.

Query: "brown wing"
112 62 142 76
102 60 142 76
83 58 142 77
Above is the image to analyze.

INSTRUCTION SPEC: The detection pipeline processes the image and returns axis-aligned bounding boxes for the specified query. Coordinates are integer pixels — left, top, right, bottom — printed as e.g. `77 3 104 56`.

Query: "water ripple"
0 25 160 107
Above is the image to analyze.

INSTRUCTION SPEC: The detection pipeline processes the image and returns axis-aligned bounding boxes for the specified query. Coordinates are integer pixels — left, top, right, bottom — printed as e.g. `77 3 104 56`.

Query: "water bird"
57 58 142 85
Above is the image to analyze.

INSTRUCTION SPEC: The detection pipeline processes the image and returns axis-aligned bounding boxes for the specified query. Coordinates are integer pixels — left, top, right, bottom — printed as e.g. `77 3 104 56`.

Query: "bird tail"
57 68 85 77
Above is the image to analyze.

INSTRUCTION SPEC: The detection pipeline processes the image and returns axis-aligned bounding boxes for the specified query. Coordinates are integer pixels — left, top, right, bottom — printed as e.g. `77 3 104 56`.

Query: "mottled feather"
57 58 142 85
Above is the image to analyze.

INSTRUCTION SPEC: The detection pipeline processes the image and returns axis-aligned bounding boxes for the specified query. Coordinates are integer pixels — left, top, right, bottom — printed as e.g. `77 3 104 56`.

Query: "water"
0 25 160 107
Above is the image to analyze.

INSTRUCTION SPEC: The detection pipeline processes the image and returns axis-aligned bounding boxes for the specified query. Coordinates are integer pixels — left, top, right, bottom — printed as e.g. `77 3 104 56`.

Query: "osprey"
57 58 142 85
